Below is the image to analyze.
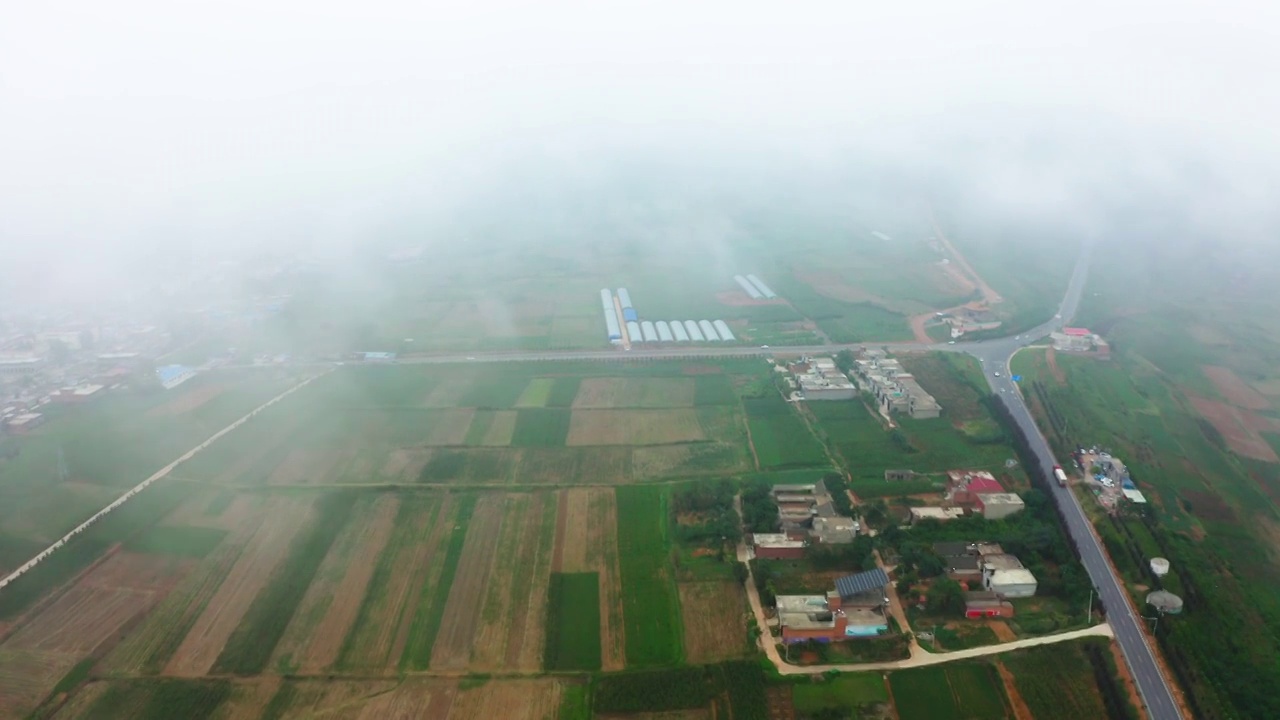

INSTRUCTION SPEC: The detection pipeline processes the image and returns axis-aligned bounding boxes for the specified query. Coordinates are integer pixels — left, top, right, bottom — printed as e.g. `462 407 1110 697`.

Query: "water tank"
1146 590 1183 614
1149 558 1170 577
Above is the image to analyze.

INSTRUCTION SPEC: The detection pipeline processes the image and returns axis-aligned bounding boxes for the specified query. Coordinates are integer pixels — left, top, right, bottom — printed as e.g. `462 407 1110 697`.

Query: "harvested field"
632 443 747 480
165 497 313 676
338 495 450 671
470 493 556 672
423 408 476 445
270 494 399 674
254 679 402 719
573 377 696 409
379 448 432 481
566 409 704 446
429 496 506 670
678 582 749 663
556 489 592 573
146 384 226 417
448 678 563 720
0 648 68 718
1189 394 1279 462
1203 365 1272 410
514 447 631 484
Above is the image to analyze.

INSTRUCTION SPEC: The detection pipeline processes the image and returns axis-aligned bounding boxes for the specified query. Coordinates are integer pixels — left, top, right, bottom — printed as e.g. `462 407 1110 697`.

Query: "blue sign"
1011 375 1023 382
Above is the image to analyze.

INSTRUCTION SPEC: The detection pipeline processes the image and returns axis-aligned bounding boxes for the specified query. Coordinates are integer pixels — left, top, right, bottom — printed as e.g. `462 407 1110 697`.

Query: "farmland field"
678 582 750 663
1003 643 1107 720
742 395 827 468
615 485 683 666
889 667 960 720
566 409 705 446
791 673 889 716
553 488 625 670
544 572 602 670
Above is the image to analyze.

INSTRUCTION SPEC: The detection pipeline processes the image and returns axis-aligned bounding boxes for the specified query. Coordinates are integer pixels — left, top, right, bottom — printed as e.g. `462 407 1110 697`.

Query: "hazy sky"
3 0 1278 284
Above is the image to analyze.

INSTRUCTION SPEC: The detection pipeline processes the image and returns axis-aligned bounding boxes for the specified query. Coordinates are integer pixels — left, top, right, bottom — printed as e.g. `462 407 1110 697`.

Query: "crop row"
614 485 682 666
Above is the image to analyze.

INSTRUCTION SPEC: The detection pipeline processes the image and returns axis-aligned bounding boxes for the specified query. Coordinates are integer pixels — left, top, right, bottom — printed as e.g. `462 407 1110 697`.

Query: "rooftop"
1063 327 1092 336
981 554 1025 571
987 568 1038 586
977 492 1025 506
910 507 966 520
6 413 42 425
753 533 806 549
835 568 890 599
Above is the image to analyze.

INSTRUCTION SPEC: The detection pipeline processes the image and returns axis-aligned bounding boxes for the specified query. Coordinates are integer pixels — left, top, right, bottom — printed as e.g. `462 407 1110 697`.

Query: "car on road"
994 371 1002 377
466 356 476 361
948 340 956 344
760 345 769 349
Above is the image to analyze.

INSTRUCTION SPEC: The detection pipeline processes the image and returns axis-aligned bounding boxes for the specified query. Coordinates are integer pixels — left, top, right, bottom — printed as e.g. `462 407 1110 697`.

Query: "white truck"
1053 465 1069 487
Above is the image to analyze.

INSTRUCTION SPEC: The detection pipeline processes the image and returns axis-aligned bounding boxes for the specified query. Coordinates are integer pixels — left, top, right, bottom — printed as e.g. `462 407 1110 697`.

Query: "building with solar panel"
834 568 891 609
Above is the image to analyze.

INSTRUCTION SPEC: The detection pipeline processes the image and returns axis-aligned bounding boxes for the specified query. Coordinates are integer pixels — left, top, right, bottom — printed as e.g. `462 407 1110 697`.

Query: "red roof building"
946 471 1004 505
1063 327 1092 337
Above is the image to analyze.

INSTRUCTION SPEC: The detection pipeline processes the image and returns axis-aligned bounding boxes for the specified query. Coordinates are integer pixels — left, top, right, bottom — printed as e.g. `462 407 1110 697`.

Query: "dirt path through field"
430 496 507 670
1046 347 1067 384
997 661 1034 720
929 205 1002 306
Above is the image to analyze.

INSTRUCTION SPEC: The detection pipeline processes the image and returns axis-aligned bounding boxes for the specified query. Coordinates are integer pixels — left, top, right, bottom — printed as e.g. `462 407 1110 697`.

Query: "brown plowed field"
997 661 1034 720
557 489 592 572
482 411 518 446
380 448 432 481
1189 394 1279 462
165 497 313 676
424 409 476 445
587 488 626 670
567 409 704 446
679 582 749 663
146 384 225 416
0 552 192 717
357 678 458 719
1203 365 1272 410
573 378 696 409
270 494 399 674
430 496 507 670
449 678 563 720
470 493 557 671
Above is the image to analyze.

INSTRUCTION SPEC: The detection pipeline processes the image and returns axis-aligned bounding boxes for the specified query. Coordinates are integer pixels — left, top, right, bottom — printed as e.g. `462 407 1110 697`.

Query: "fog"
3 0 1279 298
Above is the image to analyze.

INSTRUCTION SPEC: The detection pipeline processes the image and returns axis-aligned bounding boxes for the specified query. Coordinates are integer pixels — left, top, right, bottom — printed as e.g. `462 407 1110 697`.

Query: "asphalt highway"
224 244 1181 718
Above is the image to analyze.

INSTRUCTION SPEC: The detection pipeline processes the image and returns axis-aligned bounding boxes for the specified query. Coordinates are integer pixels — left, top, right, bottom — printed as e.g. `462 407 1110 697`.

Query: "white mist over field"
3 0 1278 295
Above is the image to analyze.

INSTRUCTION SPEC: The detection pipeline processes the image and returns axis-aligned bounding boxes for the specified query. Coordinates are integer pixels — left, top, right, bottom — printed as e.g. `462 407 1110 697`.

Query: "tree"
926 578 966 615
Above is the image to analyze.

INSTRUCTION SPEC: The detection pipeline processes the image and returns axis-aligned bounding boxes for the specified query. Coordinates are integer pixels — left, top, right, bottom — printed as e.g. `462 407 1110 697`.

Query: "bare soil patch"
430 495 506 670
1188 394 1279 462
449 678 563 720
256 679 400 719
764 685 797 720
679 582 749 663
482 410 518 446
1179 488 1237 524
425 408 476 445
357 678 458 719
572 378 695 409
557 489 592 573
165 496 312 676
1046 347 1067 384
380 448 432 482
1203 365 1272 410
988 619 1017 642
997 661 1034 720
567 409 704 446
146 384 226 417
588 488 626 671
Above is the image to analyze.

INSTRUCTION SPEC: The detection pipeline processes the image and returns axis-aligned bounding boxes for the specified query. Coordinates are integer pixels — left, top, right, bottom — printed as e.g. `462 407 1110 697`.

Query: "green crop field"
944 664 1010 719
1003 644 1107 720
511 409 572 447
72 679 231 720
889 667 960 720
544 572 602 670
124 525 228 558
515 378 555 407
592 667 714 714
791 673 889 714
614 485 682 666
743 395 827 468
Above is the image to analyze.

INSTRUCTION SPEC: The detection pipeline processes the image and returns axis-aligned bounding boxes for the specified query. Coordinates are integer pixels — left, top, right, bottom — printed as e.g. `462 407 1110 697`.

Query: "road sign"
1011 375 1023 382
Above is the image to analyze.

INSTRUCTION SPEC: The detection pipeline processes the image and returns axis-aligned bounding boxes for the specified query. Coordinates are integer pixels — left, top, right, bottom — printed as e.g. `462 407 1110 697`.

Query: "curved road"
196 246 1182 718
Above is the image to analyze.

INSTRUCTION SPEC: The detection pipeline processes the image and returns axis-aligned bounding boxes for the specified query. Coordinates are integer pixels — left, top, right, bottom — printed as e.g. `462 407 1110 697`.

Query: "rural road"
5 243 1181 718
736 538 1113 674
